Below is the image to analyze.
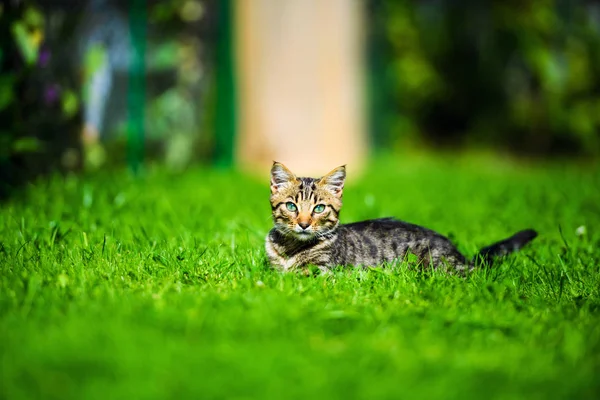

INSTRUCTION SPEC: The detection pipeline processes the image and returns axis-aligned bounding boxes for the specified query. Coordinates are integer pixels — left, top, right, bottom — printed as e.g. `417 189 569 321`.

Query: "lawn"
1 153 599 399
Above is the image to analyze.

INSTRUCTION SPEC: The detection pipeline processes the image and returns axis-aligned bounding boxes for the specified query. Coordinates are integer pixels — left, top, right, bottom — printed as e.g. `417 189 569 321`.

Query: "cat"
265 162 537 273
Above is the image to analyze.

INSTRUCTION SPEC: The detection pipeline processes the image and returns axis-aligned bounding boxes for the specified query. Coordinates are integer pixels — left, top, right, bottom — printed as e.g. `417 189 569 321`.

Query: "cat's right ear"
271 162 297 193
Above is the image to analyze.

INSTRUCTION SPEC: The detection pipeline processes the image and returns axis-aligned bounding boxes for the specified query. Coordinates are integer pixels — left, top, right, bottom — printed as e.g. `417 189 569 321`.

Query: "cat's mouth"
293 229 315 241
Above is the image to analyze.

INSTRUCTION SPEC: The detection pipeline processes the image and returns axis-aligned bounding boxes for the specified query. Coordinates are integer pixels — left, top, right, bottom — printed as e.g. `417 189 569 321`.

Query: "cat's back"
332 217 464 266
339 217 439 237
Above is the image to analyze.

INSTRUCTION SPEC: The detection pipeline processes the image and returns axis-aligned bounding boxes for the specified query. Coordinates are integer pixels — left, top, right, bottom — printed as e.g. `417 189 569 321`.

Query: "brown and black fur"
265 162 537 273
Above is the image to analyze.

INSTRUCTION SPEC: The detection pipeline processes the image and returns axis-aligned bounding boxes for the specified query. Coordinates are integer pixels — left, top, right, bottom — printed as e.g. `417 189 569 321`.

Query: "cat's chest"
265 233 333 271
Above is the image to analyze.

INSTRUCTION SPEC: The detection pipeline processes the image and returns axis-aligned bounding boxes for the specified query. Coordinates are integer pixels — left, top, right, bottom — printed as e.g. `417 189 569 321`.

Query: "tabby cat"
265 162 537 273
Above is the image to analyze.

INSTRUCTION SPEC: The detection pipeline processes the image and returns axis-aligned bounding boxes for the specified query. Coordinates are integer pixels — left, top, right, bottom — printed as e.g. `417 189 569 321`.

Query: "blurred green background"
1 0 599 195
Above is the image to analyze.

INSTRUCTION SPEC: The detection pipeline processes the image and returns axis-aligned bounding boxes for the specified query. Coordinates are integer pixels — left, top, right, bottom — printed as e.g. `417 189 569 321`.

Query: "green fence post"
366 3 392 151
128 0 146 173
214 0 236 167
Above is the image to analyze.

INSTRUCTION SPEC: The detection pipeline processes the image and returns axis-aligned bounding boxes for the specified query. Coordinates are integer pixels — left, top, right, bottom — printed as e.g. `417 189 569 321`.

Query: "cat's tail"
472 229 538 267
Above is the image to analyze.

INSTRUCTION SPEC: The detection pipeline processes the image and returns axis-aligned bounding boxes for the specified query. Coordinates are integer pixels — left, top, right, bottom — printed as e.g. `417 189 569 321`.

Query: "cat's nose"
298 222 310 230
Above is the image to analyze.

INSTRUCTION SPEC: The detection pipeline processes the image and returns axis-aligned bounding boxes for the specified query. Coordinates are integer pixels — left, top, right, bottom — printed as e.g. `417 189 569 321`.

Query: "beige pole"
235 0 367 177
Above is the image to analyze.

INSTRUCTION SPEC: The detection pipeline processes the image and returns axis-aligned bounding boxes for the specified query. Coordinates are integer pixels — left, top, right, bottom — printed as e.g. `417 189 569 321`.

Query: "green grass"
1 154 599 399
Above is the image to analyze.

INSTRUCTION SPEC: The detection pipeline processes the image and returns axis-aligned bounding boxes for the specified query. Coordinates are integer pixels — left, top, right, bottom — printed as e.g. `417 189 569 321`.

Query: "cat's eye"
313 204 326 214
286 202 297 212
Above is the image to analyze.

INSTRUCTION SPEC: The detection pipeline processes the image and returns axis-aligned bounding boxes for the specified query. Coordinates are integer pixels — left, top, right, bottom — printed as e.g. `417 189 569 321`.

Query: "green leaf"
12 137 42 153
61 90 79 118
23 6 44 28
148 42 178 70
84 44 107 78
11 22 39 65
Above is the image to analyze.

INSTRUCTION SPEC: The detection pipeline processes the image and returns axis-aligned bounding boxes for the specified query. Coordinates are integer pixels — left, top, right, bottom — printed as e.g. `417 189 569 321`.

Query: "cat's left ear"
271 161 297 193
318 165 346 198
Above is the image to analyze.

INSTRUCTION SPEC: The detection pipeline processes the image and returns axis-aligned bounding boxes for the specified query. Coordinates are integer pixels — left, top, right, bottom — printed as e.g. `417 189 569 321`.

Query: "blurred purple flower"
44 84 61 105
38 47 51 68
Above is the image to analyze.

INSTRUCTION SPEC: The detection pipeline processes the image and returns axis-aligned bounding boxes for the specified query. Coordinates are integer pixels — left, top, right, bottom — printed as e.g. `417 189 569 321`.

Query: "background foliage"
368 0 600 156
1 0 599 197
0 0 216 197
0 2 82 198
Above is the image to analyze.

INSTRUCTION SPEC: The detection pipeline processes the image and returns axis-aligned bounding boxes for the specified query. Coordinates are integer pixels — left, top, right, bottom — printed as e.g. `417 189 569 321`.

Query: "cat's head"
270 162 345 241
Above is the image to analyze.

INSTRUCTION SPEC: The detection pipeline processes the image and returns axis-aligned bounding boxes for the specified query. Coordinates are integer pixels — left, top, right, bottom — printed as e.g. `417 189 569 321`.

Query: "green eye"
313 204 326 213
286 202 297 212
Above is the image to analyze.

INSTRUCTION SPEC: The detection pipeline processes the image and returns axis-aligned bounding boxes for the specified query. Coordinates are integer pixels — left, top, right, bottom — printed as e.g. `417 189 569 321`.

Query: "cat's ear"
318 165 346 197
271 162 297 192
